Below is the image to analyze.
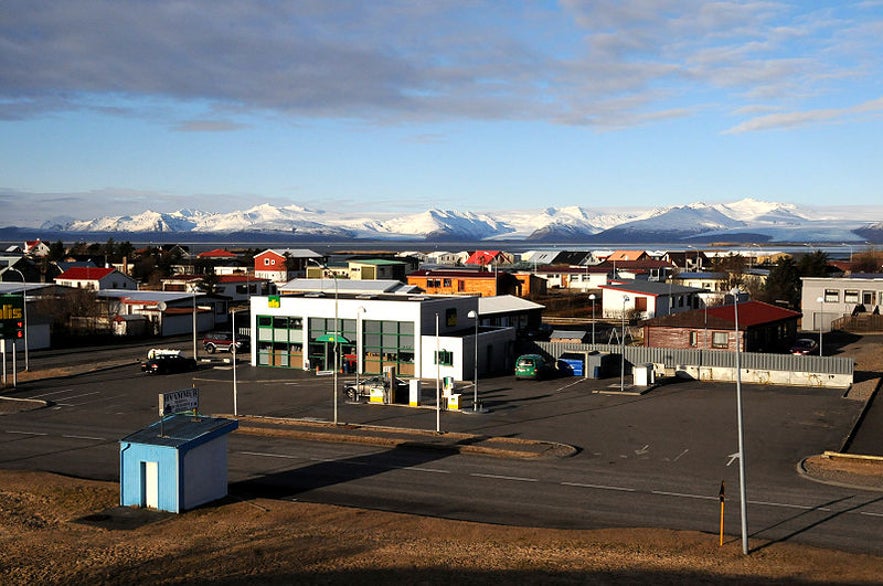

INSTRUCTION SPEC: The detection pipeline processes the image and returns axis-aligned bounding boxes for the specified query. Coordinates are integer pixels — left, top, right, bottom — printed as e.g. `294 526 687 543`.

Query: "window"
824 289 839 303
264 258 270 266
844 289 859 304
712 331 729 349
434 349 453 366
443 278 452 287
689 331 698 347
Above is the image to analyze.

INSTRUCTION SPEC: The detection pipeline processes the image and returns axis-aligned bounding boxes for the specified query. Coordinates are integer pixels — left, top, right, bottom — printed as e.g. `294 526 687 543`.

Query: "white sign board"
158 388 199 416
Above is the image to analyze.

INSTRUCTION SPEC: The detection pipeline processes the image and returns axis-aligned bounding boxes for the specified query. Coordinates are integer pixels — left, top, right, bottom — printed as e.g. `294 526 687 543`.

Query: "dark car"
790 338 819 355
141 353 197 374
202 331 249 353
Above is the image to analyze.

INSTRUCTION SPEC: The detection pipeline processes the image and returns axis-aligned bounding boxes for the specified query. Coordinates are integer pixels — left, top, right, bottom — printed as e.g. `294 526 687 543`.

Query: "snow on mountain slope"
65 209 204 232
190 203 342 234
712 198 808 224
30 199 883 243
610 204 745 233
353 209 511 239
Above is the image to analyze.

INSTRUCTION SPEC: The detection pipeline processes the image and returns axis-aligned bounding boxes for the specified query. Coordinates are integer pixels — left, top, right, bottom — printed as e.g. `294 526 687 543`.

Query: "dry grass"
1 470 882 585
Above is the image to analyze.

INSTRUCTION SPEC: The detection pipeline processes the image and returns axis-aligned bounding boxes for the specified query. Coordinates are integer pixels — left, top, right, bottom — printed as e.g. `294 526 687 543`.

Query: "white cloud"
0 1 881 132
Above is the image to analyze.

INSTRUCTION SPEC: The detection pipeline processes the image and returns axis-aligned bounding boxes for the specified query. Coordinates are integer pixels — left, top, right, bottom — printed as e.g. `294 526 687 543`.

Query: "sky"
2 1 883 227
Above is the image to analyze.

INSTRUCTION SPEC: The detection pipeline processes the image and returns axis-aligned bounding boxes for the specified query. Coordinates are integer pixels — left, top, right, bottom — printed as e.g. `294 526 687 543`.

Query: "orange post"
719 481 725 546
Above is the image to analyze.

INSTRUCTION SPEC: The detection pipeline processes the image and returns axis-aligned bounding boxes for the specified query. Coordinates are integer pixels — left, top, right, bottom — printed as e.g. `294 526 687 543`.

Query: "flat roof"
120 414 238 448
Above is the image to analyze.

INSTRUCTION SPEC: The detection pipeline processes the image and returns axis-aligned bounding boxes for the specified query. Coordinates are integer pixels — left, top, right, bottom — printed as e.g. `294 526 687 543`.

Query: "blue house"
119 415 238 513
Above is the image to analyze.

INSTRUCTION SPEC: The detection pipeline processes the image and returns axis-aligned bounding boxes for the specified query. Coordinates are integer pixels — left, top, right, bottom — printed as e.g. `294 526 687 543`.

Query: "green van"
515 354 553 380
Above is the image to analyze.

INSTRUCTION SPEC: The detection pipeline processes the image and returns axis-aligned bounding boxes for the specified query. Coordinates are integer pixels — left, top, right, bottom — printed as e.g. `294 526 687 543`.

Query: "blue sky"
2 1 883 227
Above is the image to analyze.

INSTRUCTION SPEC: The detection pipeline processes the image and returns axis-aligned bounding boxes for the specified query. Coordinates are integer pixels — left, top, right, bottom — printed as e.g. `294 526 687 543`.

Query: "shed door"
143 461 159 509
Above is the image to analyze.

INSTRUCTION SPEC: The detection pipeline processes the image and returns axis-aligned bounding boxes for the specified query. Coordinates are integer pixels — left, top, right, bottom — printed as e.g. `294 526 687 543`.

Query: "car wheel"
206 343 216 354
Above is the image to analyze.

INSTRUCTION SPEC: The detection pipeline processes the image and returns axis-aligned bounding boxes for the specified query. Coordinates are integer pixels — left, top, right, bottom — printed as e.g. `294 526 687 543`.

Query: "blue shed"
119 414 239 513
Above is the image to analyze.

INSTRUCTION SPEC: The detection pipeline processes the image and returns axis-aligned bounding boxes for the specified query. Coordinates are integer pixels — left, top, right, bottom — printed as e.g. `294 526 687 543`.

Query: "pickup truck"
202 332 249 353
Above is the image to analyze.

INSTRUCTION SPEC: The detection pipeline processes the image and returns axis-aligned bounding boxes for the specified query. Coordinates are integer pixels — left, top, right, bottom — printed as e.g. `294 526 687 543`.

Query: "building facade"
249 292 516 381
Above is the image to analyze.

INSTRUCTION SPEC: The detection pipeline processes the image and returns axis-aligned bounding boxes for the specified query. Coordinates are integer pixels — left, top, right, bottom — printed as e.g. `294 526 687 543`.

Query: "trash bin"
633 363 654 386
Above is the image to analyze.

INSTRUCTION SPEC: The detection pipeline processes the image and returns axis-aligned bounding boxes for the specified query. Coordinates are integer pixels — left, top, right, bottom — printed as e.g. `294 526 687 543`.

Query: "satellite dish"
157 301 167 311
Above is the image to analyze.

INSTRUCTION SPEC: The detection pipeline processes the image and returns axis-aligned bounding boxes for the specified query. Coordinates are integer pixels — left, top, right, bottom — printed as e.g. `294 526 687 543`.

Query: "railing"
832 313 883 333
532 341 854 377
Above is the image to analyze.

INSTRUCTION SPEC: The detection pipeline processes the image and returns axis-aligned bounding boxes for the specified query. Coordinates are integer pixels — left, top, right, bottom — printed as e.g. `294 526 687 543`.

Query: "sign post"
719 481 725 546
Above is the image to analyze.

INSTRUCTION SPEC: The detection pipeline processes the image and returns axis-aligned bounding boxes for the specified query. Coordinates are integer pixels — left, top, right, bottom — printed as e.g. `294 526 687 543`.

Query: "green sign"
0 293 24 339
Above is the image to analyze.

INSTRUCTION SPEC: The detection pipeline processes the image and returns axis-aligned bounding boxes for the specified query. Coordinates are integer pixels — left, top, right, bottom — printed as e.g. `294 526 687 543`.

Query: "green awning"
316 333 350 343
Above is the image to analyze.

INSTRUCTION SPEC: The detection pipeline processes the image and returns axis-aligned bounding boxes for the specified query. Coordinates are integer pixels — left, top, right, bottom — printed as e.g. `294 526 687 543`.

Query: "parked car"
515 354 556 380
202 331 249 353
141 349 197 375
790 338 819 355
342 375 406 402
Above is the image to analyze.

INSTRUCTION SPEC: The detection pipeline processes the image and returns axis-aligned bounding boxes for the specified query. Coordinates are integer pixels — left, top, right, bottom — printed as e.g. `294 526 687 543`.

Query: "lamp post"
816 296 824 356
10 268 28 371
192 288 198 361
356 306 365 392
308 258 340 425
731 288 749 555
589 294 596 345
620 295 629 392
232 308 239 417
467 309 479 411
435 312 441 433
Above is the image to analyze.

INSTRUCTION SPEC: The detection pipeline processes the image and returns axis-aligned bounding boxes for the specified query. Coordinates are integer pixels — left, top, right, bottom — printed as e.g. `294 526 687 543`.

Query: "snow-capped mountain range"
35 198 883 243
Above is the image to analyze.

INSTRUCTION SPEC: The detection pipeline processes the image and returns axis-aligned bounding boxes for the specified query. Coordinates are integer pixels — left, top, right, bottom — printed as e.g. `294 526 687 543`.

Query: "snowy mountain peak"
27 199 881 244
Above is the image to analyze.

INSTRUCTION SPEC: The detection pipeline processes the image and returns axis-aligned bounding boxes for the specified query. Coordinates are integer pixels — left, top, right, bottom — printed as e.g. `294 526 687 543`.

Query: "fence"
532 341 854 389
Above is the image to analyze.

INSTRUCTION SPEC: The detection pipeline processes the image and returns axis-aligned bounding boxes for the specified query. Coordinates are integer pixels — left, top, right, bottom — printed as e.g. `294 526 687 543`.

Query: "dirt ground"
1 470 882 586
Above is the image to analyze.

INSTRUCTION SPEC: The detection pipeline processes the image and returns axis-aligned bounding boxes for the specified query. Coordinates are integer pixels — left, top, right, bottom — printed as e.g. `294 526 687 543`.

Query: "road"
1 352 881 555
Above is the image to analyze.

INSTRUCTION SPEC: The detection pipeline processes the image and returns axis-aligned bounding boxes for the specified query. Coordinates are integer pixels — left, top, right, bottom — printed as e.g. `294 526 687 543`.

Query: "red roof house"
643 300 801 353
55 266 138 290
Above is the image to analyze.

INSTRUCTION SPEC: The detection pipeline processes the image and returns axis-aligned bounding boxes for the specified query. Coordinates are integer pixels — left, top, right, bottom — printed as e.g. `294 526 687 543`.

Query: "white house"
55 266 137 290
600 280 705 319
801 274 883 332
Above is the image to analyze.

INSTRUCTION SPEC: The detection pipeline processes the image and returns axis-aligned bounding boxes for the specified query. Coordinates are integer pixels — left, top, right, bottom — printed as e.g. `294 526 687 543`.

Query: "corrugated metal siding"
533 342 853 376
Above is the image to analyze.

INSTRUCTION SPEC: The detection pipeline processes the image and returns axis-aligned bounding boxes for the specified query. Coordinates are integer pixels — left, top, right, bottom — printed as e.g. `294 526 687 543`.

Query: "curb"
797 455 883 493
223 414 578 459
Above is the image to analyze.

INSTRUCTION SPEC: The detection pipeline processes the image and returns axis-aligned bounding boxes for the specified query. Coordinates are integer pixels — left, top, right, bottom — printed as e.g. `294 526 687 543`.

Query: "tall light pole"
232 308 239 417
10 268 28 371
192 288 198 360
435 312 441 433
308 258 340 425
589 293 596 345
620 295 629 392
732 288 749 555
356 306 365 391
816 296 824 355
467 309 479 411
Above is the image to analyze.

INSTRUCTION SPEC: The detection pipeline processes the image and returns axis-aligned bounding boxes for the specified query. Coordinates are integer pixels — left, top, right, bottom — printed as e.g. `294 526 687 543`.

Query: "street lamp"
816 296 824 356
731 288 749 555
588 294 596 345
620 295 629 392
9 268 28 371
435 312 441 433
308 258 340 425
192 288 198 361
232 307 239 417
467 309 479 412
356 306 366 392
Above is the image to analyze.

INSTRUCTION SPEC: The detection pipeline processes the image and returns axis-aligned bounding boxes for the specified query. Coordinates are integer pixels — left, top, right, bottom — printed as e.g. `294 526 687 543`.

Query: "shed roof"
120 415 238 449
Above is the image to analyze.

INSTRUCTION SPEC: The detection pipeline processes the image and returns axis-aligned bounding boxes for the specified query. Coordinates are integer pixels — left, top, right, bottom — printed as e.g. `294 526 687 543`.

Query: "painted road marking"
5 430 48 436
471 473 538 482
62 435 106 441
561 481 636 492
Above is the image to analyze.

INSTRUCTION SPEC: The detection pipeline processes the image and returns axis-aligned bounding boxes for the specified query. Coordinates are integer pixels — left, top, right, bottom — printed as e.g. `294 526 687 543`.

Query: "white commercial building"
249 292 516 382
